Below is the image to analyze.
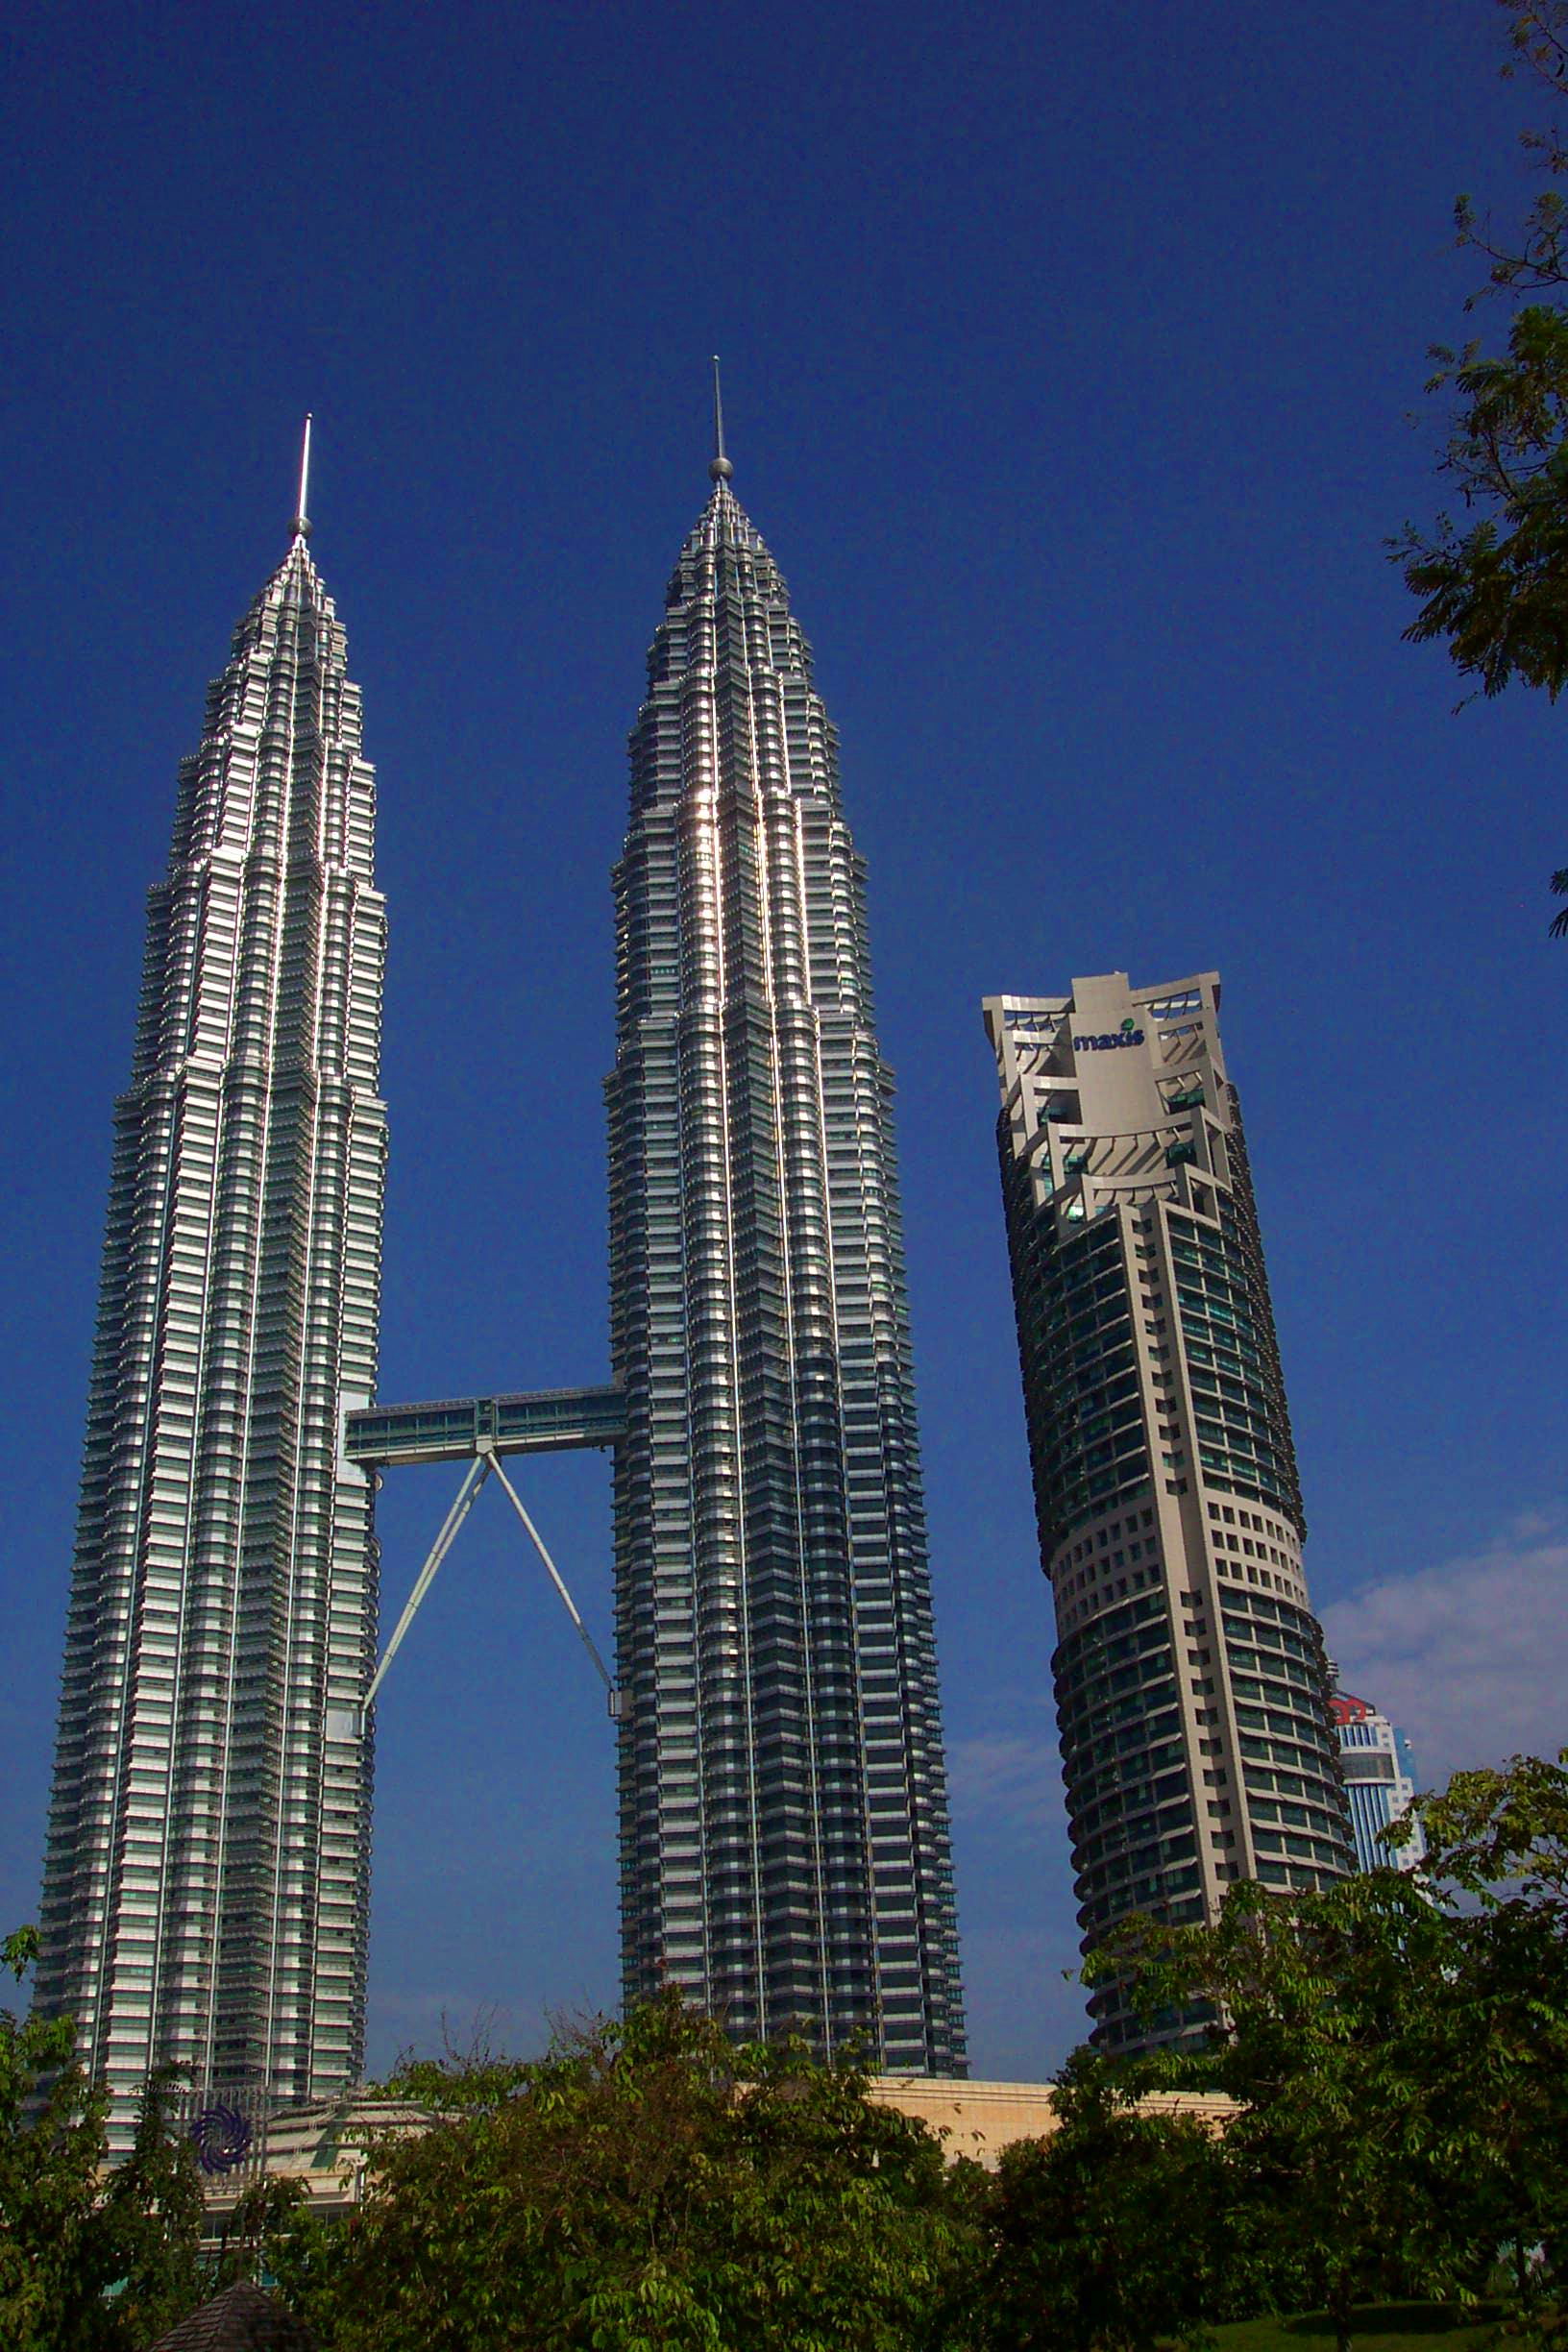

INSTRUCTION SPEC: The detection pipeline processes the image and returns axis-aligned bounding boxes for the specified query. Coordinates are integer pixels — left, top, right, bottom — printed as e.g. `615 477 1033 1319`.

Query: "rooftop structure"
188 2077 1237 2214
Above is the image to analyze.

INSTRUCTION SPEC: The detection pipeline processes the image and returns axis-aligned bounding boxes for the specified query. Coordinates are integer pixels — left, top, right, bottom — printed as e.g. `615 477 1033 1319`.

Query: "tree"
0 1926 206 2351
273 1990 976 2352
1398 1742 1568 1901
967 2044 1250 2352
1393 2 1568 929
95 2066 207 2346
1 1924 119 2351
1090 1756 1568 2352
1391 1750 1568 2315
1090 1871 1491 2352
1395 305 1568 704
210 2173 310 2295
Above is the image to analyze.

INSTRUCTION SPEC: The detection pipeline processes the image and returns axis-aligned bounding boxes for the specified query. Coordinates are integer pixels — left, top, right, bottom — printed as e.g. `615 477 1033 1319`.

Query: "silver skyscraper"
37 445 388 2144
605 414 966 2074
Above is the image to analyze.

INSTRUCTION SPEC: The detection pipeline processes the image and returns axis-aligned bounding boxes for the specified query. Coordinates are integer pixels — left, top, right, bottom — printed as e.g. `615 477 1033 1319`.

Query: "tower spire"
293 413 313 541
709 357 732 483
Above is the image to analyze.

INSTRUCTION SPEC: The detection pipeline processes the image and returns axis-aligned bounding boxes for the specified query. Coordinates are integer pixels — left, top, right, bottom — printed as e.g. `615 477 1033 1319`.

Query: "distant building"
1333 1692 1427 1873
984 972 1355 2054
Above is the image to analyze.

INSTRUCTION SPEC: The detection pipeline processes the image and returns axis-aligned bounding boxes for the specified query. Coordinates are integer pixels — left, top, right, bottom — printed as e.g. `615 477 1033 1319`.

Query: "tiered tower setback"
37 480 387 2144
606 444 966 2072
985 972 1353 2052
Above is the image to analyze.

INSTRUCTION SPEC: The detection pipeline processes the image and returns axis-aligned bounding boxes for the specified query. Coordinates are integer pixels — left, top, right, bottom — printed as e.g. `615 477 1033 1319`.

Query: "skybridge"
344 1384 626 1468
331 1384 629 1738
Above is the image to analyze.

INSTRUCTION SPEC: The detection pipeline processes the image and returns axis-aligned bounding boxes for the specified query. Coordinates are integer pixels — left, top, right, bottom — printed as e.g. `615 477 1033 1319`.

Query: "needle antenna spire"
293 414 312 541
709 357 732 483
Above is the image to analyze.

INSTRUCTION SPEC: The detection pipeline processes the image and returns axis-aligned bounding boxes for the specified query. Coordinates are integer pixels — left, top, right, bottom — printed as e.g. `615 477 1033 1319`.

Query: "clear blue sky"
2 0 1562 2083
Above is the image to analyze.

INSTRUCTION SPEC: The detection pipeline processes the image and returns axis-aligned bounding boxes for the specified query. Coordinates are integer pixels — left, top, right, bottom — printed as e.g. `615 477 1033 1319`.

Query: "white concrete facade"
985 973 1353 2050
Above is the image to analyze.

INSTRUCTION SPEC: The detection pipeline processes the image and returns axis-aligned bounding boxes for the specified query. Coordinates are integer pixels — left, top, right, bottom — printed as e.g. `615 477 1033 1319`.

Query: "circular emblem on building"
1120 1017 1136 1032
190 2102 253 2175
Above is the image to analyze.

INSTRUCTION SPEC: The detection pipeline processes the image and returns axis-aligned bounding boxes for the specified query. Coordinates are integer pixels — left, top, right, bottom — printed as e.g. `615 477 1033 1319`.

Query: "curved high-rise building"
605 430 966 2073
985 972 1353 2052
37 463 387 2145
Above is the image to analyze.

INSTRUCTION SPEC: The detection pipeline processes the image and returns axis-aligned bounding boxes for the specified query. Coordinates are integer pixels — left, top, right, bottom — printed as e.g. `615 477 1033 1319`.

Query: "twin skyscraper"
608 447 966 2070
37 412 966 2144
38 404 1350 2142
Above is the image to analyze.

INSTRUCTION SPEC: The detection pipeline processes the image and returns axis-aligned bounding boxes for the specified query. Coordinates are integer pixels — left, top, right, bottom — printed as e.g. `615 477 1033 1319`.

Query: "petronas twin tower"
37 501 386 2139
610 453 963 2068
39 408 965 2140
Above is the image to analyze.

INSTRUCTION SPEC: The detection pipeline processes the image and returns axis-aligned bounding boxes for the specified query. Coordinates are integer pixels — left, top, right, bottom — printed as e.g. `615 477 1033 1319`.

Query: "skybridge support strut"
330 1435 625 1736
488 1452 623 1715
362 1452 493 1723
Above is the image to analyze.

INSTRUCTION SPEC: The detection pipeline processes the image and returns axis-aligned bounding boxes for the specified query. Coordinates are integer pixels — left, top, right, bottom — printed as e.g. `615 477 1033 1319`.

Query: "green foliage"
1399 1751 1568 2318
96 2067 208 2344
256 1757 1568 2348
282 1990 976 2352
1454 5 1568 302
1394 306 1568 699
1091 1872 1504 2352
8 1756 1563 2352
50 1751 1544 2351
1094 1756 1568 2352
1 1924 119 2351
0 1927 207 2351
1396 3 1568 926
968 2044 1249 2352
211 2172 311 2293
1399 1744 1568 1901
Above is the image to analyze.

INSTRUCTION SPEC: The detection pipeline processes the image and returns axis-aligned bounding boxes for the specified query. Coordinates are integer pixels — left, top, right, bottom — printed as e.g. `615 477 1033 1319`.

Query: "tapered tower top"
709 356 732 483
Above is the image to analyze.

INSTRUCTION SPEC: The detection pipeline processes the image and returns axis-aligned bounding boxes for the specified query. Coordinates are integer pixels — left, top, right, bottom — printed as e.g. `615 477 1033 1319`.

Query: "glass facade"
37 525 387 2146
605 466 965 2072
986 974 1353 2054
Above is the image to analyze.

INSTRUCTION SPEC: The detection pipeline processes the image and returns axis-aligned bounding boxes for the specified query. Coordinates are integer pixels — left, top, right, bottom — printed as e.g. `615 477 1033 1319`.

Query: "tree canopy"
0 1927 205 2351
269 1992 975 2352
11 1752 1568 2350
1095 1752 1568 2352
966 2045 1249 2352
1395 3 1568 929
